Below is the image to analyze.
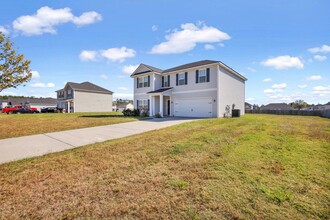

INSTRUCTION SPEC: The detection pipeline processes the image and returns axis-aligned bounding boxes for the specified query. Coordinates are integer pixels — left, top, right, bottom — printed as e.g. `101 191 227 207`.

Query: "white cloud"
152 25 158 31
12 6 102 36
79 50 98 61
313 85 330 95
150 22 230 54
101 47 136 62
100 74 108 79
113 93 133 100
271 83 287 89
263 78 272 82
122 64 139 74
313 86 330 98
246 97 254 101
264 83 287 94
31 70 40 79
306 75 322 81
264 89 276 94
117 87 128 91
298 85 307 89
314 55 327 61
247 67 256 72
0 26 10 35
72 11 102 26
30 82 55 88
261 55 304 70
218 43 225 47
204 44 215 50
308 45 330 53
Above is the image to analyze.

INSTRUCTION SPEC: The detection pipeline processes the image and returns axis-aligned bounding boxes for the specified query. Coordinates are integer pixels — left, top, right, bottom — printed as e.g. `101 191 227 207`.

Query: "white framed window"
178 73 186 85
137 76 150 88
163 75 170 87
138 100 148 109
67 90 72 95
143 76 148 87
198 69 207 83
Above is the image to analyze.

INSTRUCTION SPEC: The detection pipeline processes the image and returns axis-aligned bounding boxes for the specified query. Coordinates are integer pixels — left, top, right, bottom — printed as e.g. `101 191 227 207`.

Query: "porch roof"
147 88 173 94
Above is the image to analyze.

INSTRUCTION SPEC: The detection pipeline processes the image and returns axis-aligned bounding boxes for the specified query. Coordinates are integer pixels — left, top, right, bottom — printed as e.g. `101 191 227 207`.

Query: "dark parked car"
40 107 63 113
13 108 39 114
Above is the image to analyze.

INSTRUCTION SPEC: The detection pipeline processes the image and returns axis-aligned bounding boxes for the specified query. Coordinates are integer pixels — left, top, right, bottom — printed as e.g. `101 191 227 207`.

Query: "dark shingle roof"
261 103 293 110
5 97 57 106
147 88 173 94
131 60 247 81
131 64 163 76
142 64 163 73
162 60 219 73
66 82 113 94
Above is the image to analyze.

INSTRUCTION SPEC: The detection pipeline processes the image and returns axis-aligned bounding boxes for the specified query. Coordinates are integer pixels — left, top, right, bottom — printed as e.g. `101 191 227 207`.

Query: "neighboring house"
0 97 56 111
245 102 252 110
131 60 247 118
302 104 330 111
260 103 293 110
56 82 113 113
115 103 134 112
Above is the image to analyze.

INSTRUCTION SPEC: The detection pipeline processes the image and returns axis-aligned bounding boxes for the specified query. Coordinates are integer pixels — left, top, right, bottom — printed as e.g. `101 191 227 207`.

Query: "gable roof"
162 60 219 73
261 103 293 110
4 97 57 106
131 64 163 76
130 60 247 81
57 82 113 94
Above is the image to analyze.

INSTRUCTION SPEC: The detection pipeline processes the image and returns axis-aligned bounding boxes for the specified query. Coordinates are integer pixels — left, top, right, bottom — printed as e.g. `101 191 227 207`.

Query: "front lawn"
0 112 137 139
0 115 329 219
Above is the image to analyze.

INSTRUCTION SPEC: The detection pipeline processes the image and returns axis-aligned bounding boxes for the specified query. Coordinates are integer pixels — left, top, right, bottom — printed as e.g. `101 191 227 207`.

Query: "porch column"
170 96 172 116
149 95 153 116
160 94 163 117
67 101 70 113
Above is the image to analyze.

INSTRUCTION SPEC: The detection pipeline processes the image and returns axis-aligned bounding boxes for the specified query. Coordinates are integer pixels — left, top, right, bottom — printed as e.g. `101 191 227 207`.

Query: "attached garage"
174 98 213 118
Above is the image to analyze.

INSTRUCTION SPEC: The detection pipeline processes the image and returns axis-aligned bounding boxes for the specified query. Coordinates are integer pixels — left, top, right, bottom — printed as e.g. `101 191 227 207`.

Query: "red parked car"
2 105 38 114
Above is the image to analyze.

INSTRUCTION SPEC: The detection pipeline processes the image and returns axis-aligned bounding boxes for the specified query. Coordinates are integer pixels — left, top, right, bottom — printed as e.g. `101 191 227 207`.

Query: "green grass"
0 112 138 139
0 114 329 219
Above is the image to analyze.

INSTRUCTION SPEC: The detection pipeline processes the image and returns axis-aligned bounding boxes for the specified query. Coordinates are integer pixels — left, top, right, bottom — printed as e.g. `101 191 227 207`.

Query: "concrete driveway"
0 117 197 164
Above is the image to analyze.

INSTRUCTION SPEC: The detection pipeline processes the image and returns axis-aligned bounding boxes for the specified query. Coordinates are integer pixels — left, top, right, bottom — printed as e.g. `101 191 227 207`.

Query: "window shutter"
137 78 139 88
162 76 164 87
176 74 178 86
136 100 139 109
168 75 170 87
185 72 188 85
196 70 199 83
148 99 150 110
148 75 150 87
206 68 210 82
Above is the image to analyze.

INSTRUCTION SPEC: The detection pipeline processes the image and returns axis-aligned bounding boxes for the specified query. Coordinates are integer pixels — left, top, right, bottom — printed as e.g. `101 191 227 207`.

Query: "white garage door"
174 98 213 118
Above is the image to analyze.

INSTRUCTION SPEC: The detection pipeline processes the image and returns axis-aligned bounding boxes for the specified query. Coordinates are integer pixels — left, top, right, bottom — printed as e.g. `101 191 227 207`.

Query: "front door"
167 100 170 116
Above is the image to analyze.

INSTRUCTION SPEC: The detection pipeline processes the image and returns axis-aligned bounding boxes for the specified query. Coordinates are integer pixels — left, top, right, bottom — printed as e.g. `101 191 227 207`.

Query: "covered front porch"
147 88 173 117
57 100 74 113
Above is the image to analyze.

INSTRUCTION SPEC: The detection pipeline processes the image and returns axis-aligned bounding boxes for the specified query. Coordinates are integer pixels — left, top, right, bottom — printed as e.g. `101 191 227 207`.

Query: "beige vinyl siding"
217 66 245 117
169 65 218 92
74 91 112 112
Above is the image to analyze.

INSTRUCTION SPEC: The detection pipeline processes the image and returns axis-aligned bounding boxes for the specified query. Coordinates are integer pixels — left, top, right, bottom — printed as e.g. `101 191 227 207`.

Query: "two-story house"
56 81 113 113
131 60 247 118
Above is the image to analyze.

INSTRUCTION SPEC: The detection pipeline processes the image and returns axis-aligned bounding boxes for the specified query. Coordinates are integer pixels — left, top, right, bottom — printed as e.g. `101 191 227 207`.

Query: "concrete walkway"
0 117 196 164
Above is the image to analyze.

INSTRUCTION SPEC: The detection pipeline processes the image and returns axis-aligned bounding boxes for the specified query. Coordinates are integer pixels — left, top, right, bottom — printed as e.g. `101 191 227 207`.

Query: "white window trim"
178 73 186 86
164 76 169 87
198 69 207 83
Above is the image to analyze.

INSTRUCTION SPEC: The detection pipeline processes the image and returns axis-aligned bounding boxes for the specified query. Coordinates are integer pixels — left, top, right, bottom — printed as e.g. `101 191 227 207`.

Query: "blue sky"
0 0 329 104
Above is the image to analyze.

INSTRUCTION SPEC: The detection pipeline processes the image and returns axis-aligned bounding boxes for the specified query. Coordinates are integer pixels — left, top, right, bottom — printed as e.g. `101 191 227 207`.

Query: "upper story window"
58 91 64 98
196 68 210 83
162 75 170 87
176 72 188 86
137 76 150 88
67 90 72 95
